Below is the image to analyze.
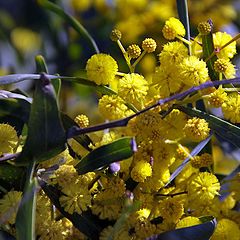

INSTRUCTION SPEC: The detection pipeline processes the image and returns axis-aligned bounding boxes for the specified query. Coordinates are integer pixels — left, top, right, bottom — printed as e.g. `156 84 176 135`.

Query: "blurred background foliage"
0 0 240 174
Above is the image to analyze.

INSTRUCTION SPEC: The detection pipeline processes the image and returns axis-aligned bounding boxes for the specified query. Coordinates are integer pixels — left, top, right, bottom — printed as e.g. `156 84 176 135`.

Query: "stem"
117 40 133 72
132 50 147 70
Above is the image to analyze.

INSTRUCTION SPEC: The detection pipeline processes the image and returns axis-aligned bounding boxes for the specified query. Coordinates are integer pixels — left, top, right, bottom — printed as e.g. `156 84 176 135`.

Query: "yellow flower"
214 58 236 79
38 219 68 240
0 191 22 224
179 56 209 87
191 153 213 168
71 0 91 12
98 95 129 120
208 88 227 108
59 182 91 214
187 172 220 205
211 218 240 240
152 66 182 98
142 38 157 53
162 17 185 40
118 73 149 108
0 123 18 154
183 117 210 142
127 44 141 58
131 160 152 182
74 114 89 128
213 32 237 59
159 41 188 67
158 197 184 223
222 92 240 123
86 53 118 85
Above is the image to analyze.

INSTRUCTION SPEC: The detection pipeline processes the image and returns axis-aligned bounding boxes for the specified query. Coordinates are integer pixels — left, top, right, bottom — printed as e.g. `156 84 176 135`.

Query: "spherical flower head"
60 182 91 214
134 219 156 239
187 172 220 205
211 218 240 240
38 219 68 240
127 44 141 58
176 216 201 229
0 191 22 224
142 38 157 53
197 22 212 35
98 95 129 120
222 92 240 123
110 29 122 41
208 88 227 108
158 197 184 223
86 53 118 85
131 160 152 182
55 164 79 189
74 114 89 128
159 41 188 66
213 32 237 59
191 153 213 168
179 56 209 87
183 117 210 142
0 123 18 154
91 191 122 220
152 66 182 98
214 58 236 79
118 73 149 108
162 17 185 40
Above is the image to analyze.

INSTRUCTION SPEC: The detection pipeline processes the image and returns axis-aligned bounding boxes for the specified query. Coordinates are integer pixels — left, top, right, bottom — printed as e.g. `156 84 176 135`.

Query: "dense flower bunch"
0 16 240 240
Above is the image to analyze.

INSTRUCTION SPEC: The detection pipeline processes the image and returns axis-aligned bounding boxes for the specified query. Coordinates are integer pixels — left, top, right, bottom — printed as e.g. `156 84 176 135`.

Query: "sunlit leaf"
147 218 216 240
75 137 135 174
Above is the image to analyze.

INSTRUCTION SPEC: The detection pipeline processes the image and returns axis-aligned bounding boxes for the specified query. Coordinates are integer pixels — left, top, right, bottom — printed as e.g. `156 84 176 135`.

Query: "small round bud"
110 29 122 41
197 22 212 35
74 114 89 128
142 38 157 53
214 58 229 73
127 44 141 58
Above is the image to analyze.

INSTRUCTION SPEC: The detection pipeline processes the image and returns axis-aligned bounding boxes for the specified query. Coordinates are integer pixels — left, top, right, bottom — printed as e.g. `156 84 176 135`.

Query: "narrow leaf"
0 74 62 85
38 0 99 53
16 162 37 240
165 134 212 187
39 179 103 240
75 137 135 175
201 20 218 81
176 0 191 53
177 105 240 148
147 218 216 240
15 74 66 165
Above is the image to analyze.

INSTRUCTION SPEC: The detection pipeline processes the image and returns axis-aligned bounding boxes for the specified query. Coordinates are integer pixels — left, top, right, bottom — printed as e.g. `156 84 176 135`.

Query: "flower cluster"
0 14 239 240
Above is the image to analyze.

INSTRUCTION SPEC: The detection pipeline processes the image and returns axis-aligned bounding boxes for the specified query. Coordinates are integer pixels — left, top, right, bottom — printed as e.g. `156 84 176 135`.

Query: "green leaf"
176 0 191 53
38 0 99 54
16 162 37 240
39 179 104 240
200 20 218 81
75 137 135 175
177 105 240 148
147 218 216 240
15 74 66 165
